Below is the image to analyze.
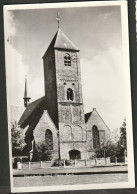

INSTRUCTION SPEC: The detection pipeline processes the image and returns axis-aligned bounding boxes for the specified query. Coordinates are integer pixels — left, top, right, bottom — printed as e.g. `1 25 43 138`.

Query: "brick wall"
85 109 110 151
34 110 58 160
54 49 87 159
43 45 58 129
60 142 88 160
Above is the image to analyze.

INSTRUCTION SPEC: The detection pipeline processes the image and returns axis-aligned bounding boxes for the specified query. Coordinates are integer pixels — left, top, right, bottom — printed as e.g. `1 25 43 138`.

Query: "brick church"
15 18 110 161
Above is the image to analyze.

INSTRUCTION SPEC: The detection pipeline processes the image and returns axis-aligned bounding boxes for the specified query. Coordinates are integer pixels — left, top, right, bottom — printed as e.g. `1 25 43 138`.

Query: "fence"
12 156 29 169
16 156 128 169
110 156 128 164
18 161 54 169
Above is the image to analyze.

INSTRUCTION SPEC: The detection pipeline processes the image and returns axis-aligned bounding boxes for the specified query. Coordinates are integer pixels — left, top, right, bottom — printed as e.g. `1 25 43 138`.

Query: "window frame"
92 125 100 149
67 88 73 101
64 53 71 66
45 129 53 150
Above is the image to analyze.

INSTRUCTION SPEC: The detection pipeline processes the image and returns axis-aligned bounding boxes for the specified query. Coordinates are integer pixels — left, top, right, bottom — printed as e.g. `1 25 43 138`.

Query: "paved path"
13 165 128 176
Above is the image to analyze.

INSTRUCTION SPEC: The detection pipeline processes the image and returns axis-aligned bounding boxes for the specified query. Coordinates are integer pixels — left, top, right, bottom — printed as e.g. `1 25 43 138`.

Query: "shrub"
32 143 52 161
13 157 22 169
22 157 29 162
52 159 64 167
65 159 71 166
52 159 71 167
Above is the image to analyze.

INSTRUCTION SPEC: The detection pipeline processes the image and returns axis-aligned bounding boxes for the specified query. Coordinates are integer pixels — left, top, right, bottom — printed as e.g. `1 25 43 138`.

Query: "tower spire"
56 12 61 29
23 76 31 107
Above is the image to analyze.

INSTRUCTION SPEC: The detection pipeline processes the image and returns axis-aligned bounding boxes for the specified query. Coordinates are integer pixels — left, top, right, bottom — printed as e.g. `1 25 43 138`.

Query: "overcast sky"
5 4 130 131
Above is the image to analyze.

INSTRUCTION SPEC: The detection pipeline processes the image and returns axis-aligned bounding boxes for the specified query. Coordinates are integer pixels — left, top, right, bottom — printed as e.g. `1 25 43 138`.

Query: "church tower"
43 15 87 159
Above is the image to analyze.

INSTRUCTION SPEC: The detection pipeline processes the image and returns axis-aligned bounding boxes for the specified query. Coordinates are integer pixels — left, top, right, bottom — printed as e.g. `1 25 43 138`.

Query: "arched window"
45 129 53 150
67 88 73 101
64 54 71 66
92 125 100 149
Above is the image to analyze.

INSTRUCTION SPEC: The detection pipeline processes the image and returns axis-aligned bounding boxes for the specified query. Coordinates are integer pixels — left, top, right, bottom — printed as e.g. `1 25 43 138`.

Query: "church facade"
18 26 110 161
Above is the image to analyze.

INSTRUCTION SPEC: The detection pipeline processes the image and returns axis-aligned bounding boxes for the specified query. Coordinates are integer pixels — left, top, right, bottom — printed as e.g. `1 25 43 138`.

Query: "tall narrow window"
45 129 53 150
67 88 73 101
92 125 100 149
64 54 71 66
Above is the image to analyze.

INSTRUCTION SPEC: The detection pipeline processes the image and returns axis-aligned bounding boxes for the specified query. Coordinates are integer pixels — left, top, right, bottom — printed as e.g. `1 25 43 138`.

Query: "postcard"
4 1 135 192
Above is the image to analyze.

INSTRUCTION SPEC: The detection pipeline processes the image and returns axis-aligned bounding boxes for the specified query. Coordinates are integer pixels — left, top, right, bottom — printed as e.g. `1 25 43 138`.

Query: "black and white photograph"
4 1 135 193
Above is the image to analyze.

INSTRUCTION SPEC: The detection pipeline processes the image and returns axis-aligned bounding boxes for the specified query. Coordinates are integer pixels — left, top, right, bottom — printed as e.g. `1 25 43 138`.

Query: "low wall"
96 157 110 165
86 159 96 166
21 162 29 169
76 159 96 167
42 161 54 168
76 160 86 167
17 156 127 169
19 161 54 169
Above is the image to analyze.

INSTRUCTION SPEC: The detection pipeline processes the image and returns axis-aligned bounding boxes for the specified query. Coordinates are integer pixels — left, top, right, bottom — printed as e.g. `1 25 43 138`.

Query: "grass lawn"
13 173 128 187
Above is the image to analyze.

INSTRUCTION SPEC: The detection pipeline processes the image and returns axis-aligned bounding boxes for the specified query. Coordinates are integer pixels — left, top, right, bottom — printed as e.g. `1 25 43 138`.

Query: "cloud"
80 46 126 130
98 12 115 21
4 11 17 43
5 42 44 106
28 75 44 102
4 11 44 106
5 43 29 106
4 10 28 106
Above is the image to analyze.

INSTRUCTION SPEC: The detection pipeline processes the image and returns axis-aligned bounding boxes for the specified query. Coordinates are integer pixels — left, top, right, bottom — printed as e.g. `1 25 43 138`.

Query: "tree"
120 118 127 149
32 142 52 161
95 138 118 158
117 118 127 157
95 128 123 158
11 121 26 156
95 118 127 159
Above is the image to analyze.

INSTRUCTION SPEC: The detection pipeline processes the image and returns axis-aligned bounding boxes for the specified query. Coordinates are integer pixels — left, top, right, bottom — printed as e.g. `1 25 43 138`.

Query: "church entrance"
69 149 81 160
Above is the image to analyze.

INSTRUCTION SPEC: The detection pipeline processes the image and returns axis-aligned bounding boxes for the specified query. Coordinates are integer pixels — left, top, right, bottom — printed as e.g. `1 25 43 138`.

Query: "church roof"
54 28 79 51
19 96 46 127
85 112 91 123
43 28 79 57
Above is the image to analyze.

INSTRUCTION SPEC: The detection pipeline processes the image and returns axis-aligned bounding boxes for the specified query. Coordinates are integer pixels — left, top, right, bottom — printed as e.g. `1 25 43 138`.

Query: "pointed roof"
43 28 79 57
23 76 30 99
85 108 110 132
54 28 79 51
24 77 27 98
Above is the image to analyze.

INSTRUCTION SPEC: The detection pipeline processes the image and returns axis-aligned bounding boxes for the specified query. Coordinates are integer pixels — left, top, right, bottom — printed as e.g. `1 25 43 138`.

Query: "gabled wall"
85 108 110 158
34 110 58 160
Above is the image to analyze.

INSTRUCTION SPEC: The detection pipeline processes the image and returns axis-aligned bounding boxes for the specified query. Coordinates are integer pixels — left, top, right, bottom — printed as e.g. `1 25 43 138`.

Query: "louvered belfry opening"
64 53 71 66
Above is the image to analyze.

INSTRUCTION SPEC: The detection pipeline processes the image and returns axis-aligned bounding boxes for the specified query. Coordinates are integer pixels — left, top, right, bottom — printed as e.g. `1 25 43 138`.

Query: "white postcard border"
3 1 135 193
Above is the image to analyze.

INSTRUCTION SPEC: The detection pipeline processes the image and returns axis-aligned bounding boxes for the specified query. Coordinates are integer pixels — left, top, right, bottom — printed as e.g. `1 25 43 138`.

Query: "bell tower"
43 14 87 160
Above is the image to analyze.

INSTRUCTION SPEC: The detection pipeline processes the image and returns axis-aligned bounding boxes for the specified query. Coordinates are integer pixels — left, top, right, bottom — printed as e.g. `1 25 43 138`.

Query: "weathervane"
56 12 61 29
